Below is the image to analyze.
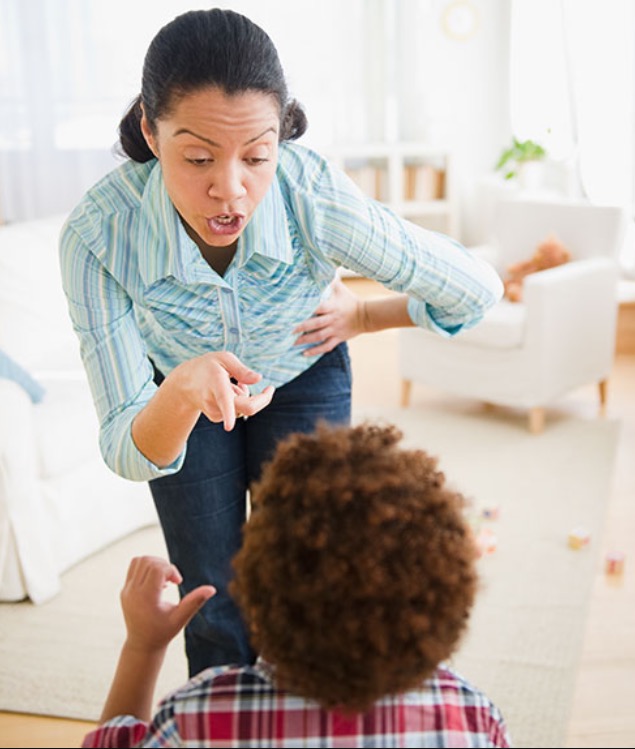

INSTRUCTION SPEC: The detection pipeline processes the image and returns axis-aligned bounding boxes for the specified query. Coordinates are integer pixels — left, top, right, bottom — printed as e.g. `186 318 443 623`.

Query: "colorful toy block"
481 505 500 520
568 527 590 549
476 527 497 556
605 551 625 575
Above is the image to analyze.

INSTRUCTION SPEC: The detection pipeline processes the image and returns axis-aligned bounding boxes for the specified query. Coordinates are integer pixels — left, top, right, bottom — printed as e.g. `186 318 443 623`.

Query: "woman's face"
142 87 280 249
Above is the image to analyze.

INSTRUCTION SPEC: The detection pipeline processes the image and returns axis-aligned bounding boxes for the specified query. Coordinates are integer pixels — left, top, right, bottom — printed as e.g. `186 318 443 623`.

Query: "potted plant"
495 137 547 182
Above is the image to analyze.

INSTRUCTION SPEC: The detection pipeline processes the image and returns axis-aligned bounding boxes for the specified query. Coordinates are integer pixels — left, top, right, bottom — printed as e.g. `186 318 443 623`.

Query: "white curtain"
510 0 635 272
0 0 382 222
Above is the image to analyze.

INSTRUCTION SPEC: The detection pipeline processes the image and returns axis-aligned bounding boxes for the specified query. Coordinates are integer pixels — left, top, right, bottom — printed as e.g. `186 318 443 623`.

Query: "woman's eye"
186 158 211 166
245 157 269 166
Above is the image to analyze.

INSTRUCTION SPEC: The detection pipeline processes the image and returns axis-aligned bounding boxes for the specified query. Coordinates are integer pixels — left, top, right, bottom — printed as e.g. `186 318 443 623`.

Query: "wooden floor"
1 277 633 748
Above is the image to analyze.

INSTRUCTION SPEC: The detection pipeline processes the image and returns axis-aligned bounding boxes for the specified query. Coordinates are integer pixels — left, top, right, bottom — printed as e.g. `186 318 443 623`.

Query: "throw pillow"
0 349 46 403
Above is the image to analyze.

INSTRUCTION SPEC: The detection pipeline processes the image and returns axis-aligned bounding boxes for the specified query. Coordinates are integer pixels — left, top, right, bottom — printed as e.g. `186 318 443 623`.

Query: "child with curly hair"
82 422 511 748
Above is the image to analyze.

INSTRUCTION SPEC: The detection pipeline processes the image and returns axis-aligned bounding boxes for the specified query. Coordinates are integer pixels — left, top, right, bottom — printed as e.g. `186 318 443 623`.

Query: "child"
82 421 511 748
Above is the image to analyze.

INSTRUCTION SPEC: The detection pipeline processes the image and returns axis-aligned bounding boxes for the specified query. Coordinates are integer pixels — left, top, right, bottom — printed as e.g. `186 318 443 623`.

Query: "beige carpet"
0 404 620 748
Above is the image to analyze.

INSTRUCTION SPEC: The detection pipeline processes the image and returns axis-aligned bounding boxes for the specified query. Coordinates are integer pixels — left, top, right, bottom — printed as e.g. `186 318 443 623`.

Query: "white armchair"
398 199 627 432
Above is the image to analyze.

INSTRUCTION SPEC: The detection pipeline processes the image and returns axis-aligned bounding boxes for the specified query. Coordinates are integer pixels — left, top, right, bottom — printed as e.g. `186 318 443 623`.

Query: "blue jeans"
149 344 352 677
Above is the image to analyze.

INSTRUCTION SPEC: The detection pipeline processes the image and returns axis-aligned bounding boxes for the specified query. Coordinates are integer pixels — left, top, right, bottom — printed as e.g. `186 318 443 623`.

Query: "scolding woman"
59 8 502 677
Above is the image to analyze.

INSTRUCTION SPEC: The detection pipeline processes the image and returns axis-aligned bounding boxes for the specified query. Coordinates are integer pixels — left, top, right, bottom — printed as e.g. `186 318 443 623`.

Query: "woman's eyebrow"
172 126 278 146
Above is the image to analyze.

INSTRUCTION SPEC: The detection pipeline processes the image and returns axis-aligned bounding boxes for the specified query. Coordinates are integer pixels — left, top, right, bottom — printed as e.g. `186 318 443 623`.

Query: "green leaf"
495 137 547 178
495 147 515 170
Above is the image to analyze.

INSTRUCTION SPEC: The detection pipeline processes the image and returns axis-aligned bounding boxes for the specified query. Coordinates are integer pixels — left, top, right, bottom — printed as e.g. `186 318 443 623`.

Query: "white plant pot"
518 161 544 190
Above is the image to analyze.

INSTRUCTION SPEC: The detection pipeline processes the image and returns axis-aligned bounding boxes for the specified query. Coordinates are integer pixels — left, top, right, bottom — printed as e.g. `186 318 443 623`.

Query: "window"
510 0 635 272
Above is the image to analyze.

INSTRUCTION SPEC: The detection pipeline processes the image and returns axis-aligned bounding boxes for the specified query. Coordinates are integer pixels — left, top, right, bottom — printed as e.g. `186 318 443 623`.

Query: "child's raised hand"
120 555 216 655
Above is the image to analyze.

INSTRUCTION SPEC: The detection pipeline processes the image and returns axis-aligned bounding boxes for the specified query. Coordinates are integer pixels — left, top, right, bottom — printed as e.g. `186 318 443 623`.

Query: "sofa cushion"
0 215 79 372
34 376 103 479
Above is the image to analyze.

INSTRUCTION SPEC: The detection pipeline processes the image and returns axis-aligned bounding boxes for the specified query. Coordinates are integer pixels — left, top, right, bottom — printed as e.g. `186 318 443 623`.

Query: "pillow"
0 349 46 403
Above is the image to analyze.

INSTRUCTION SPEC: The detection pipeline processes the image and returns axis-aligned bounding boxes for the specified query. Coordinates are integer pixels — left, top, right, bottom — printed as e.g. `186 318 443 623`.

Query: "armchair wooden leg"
598 379 608 414
528 407 545 434
400 379 412 408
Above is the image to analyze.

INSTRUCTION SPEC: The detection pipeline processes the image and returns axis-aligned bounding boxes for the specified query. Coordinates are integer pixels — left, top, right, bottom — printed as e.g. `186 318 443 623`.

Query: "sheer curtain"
509 0 635 272
0 0 378 222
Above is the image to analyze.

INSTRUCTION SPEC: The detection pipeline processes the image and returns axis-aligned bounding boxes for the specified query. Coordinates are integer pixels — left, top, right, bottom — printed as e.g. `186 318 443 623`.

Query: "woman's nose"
208 164 247 202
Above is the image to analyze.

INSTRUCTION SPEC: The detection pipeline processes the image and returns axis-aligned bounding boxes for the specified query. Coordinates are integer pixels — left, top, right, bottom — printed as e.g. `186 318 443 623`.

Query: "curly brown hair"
230 421 478 713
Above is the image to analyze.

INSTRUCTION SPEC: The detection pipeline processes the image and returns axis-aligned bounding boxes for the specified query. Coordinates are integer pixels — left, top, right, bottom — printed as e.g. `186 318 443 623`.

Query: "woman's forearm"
131 369 201 468
360 293 416 333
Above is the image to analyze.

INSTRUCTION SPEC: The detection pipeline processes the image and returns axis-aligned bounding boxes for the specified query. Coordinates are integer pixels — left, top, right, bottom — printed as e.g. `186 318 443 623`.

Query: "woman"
59 8 502 677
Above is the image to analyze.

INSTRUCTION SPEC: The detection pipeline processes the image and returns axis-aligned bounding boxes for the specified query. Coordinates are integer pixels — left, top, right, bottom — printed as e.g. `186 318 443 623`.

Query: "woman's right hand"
132 351 274 468
170 351 275 431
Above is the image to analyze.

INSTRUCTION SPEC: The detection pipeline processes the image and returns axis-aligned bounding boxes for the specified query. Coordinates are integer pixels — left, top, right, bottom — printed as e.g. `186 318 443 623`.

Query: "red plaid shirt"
81 659 511 748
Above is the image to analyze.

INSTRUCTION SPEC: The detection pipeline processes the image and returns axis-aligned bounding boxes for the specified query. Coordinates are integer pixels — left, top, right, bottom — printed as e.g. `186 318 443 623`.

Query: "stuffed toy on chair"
503 233 572 302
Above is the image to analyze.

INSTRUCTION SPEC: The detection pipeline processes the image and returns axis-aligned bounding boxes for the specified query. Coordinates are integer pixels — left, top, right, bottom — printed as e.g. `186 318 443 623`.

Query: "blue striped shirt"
59 142 502 481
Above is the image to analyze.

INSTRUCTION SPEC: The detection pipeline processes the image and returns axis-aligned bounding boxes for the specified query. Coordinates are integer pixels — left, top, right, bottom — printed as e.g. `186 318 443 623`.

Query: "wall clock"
441 0 480 41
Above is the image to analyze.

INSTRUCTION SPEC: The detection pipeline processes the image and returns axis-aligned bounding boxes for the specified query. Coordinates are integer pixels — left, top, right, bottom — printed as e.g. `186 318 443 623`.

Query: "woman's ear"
140 105 159 158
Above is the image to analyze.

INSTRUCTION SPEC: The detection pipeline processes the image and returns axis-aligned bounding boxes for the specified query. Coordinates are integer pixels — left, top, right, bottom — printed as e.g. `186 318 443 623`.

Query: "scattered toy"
481 506 500 521
568 527 590 550
605 551 625 576
476 527 497 557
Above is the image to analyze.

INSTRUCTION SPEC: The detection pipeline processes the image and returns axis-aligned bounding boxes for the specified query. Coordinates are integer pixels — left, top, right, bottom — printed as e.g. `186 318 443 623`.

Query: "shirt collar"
236 177 294 267
137 160 191 285
253 656 277 683
137 161 293 286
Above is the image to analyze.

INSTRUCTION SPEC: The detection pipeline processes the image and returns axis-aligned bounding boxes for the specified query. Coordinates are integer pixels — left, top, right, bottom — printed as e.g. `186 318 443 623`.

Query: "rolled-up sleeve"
59 215 185 482
303 162 503 336
399 226 504 335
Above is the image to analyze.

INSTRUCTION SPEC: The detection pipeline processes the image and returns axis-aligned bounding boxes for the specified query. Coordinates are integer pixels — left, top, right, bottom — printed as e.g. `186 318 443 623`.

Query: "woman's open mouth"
207 213 246 236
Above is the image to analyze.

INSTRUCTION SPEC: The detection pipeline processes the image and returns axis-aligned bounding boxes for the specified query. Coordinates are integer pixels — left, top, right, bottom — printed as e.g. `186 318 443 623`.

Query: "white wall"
394 0 512 244
246 0 513 244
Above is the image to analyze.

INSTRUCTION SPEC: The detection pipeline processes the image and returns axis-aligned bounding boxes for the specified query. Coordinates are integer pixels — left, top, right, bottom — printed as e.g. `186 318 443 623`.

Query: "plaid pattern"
81 660 511 748
60 143 502 482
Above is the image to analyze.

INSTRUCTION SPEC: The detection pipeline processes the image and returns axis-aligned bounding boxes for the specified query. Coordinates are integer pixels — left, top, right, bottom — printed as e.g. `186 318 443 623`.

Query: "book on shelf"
404 164 446 201
344 163 389 202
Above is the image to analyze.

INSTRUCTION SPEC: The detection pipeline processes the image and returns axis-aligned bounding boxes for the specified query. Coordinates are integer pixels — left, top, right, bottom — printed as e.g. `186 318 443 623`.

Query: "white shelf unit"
326 142 459 239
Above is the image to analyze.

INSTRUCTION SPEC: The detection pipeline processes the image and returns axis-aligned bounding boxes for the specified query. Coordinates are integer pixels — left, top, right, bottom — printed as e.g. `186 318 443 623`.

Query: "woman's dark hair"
118 8 307 162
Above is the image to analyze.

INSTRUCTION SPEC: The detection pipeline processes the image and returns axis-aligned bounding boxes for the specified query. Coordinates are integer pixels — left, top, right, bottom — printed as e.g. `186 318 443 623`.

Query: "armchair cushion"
451 301 526 349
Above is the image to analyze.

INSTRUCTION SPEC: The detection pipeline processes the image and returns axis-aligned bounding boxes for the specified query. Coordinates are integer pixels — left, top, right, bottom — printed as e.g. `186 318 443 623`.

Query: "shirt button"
222 288 232 295
229 327 239 334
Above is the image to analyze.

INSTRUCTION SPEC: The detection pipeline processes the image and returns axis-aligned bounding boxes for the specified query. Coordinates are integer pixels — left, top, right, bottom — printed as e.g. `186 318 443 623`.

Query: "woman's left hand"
293 276 366 356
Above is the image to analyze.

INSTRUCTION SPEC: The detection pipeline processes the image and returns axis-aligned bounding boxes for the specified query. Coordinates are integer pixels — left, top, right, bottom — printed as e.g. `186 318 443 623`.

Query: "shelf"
325 141 457 238
328 141 450 159
391 199 451 217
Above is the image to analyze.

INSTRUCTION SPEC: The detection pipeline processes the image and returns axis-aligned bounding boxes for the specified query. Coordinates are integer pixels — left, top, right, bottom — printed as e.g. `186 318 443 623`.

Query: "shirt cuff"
407 297 461 337
102 411 186 482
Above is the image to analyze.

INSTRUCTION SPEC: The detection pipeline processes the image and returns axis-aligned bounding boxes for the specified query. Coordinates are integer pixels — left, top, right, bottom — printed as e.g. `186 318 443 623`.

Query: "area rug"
0 404 620 748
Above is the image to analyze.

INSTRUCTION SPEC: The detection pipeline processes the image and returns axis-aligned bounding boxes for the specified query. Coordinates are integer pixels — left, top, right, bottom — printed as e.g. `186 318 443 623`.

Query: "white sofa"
0 215 158 604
